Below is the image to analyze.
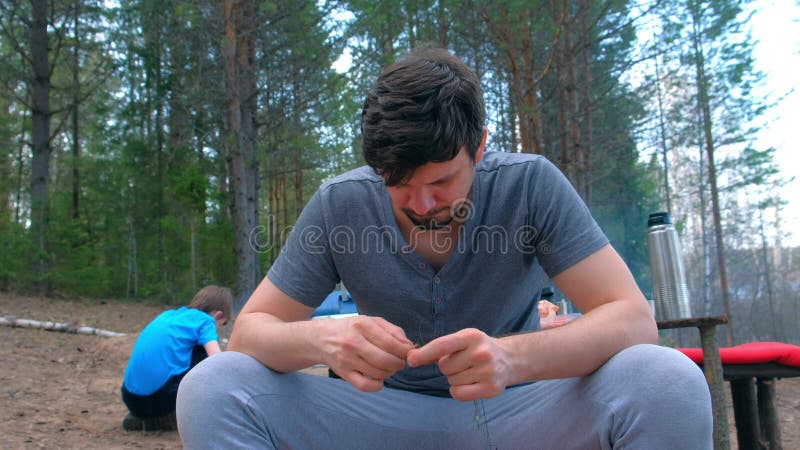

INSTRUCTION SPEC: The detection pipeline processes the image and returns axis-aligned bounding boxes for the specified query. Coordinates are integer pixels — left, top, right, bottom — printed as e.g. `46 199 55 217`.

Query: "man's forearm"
228 312 330 372
500 299 658 385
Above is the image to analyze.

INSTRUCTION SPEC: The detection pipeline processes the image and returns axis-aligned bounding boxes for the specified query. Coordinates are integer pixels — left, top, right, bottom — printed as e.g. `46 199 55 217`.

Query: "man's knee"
177 352 279 448
603 344 712 422
177 352 266 429
179 351 249 405
589 345 712 448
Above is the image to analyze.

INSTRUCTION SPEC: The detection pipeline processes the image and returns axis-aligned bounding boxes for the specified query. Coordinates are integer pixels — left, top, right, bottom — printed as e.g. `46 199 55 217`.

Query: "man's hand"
406 328 512 401
538 300 559 319
321 316 415 392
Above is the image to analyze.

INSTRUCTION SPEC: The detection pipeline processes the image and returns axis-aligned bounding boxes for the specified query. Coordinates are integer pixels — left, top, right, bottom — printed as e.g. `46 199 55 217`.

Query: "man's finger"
373 317 414 346
357 317 415 360
344 370 385 393
406 333 469 367
443 367 480 387
450 383 486 402
437 349 472 376
358 343 409 373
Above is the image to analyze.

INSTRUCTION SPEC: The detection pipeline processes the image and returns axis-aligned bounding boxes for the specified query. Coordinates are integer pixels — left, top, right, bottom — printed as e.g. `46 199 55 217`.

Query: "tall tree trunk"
155 50 167 291
126 213 138 299
281 170 288 236
758 207 782 340
269 169 279 261
654 55 672 214
240 0 260 295
0 100 11 224
167 1 191 163
486 5 544 154
507 83 518 152
15 116 26 224
405 0 417 48
167 5 197 290
71 2 81 220
292 79 303 219
577 0 592 207
520 32 543 155
295 155 303 219
29 0 52 289
436 0 448 47
554 29 569 172
691 13 734 345
190 215 197 292
563 4 585 200
698 129 712 317
224 0 259 300
142 2 168 292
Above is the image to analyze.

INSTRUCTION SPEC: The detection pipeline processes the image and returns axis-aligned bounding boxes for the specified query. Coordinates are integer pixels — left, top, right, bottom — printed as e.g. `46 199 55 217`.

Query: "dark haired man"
177 47 712 449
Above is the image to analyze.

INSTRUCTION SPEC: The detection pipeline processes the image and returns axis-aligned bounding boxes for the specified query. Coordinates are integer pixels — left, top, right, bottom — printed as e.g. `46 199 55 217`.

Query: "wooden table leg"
730 378 760 449
699 324 731 450
757 378 781 450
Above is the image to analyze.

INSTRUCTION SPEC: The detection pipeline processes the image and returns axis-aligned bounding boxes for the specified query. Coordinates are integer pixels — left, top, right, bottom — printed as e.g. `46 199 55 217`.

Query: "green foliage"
590 86 662 294
0 223 35 291
719 146 779 190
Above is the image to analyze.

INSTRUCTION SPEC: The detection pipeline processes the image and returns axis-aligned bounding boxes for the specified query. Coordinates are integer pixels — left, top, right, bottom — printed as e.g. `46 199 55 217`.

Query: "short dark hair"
361 47 486 186
188 285 233 324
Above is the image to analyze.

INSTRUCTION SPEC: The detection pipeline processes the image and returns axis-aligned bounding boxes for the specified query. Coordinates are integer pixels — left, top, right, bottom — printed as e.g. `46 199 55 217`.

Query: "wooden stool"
679 342 800 450
658 316 731 450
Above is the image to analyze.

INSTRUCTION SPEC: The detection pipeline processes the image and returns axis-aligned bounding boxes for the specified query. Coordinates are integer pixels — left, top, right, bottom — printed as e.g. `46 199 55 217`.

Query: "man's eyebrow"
430 172 456 184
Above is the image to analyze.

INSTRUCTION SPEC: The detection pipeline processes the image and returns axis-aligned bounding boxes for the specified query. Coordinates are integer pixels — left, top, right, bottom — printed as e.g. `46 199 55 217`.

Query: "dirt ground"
0 293 798 449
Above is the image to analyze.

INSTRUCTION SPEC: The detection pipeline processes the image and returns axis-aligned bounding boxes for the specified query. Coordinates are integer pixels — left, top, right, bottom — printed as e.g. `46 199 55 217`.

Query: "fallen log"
0 316 126 337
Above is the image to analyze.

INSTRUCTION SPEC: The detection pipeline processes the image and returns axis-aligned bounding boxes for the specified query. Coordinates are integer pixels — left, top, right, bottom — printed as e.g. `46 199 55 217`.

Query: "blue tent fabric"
312 291 357 317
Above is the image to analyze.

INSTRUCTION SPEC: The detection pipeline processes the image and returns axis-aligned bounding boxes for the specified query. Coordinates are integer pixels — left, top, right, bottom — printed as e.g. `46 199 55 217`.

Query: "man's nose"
408 188 436 215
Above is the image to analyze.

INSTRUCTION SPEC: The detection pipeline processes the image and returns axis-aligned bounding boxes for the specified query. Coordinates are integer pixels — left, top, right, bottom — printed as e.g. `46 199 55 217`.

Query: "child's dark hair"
361 46 486 186
188 285 233 324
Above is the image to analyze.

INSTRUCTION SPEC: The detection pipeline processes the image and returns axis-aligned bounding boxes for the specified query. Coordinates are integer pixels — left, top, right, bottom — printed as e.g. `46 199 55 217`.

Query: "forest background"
0 0 797 347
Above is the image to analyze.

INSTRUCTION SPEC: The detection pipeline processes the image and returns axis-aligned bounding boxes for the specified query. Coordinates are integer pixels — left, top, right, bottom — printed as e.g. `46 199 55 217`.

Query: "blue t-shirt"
123 306 218 395
267 152 608 395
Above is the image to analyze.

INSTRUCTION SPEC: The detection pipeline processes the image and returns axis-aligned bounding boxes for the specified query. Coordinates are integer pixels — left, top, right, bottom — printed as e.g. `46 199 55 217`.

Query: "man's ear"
211 310 223 320
475 128 488 163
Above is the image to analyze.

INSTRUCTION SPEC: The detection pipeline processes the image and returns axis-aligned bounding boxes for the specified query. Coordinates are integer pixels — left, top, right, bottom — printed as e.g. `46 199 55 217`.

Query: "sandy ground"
0 293 798 449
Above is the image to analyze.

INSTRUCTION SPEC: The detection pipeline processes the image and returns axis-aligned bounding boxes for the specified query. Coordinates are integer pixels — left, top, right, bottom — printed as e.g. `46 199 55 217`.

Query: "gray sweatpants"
176 344 712 449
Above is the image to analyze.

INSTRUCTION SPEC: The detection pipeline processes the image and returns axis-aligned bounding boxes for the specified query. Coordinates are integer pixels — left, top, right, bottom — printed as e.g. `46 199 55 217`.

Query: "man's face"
386 146 483 231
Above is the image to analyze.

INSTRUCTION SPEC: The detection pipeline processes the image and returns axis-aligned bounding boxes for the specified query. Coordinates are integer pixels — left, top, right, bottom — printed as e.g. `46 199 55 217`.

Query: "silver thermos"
647 212 691 320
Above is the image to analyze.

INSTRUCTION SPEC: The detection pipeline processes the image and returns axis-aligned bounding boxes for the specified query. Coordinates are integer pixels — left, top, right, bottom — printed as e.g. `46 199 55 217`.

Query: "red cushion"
677 342 800 367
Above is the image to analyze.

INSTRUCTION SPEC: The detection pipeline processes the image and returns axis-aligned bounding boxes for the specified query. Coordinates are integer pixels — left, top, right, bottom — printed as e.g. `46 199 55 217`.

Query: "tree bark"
577 0 593 207
0 99 11 224
758 207 782 341
436 0 448 47
15 119 25 224
293 79 303 219
29 0 53 289
155 46 167 290
698 129 713 317
485 5 544 154
563 2 585 199
224 0 260 299
553 0 570 176
190 215 197 292
269 168 280 261
126 213 138 299
654 55 672 214
691 12 734 345
71 1 81 220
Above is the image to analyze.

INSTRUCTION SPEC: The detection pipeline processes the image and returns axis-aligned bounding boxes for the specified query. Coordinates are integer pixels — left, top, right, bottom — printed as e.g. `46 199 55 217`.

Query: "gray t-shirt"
267 152 608 395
